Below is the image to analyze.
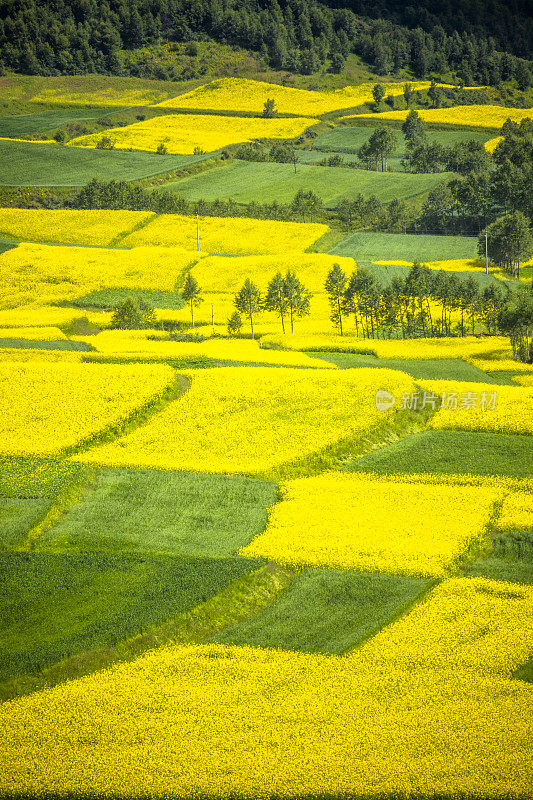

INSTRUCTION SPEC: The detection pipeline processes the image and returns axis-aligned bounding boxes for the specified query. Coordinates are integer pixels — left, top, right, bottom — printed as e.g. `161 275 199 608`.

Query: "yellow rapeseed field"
69 114 319 154
0 209 154 246
157 77 436 115
355 576 533 678
81 330 336 368
466 357 533 373
261 333 511 361
343 105 533 129
514 375 533 386
240 472 499 576
484 135 504 153
0 242 200 309
0 348 83 363
0 325 66 340
75 366 413 474
0 361 174 456
121 214 329 253
0 641 531 798
495 491 533 531
420 379 533 435
191 252 356 294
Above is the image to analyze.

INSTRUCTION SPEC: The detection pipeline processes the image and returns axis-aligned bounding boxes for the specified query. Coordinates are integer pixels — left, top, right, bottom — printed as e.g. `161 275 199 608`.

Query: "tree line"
112 259 532 362
0 0 530 87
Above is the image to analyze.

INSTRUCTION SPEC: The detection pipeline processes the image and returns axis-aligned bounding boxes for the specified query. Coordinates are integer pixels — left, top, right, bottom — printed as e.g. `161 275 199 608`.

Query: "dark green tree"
181 272 203 328
324 263 347 335
264 271 289 333
282 270 311 334
235 278 262 338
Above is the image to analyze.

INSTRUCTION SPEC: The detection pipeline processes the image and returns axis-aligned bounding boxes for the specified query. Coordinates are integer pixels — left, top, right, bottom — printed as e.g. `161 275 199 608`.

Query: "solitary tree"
181 272 203 328
227 311 243 336
324 263 347 335
235 278 262 338
282 270 311 334
262 98 276 118
372 83 385 108
264 271 289 333
110 297 156 329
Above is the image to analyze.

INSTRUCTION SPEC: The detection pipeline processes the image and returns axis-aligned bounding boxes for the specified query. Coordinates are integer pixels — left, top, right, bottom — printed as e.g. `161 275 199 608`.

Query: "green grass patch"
0 238 17 255
0 106 124 137
307 351 496 382
214 568 432 654
0 498 51 550
296 149 360 164
0 456 88 499
0 338 95 351
155 159 452 207
72 288 184 310
0 551 260 683
37 467 278 558
0 139 208 186
348 430 533 479
328 231 478 261
466 555 533 586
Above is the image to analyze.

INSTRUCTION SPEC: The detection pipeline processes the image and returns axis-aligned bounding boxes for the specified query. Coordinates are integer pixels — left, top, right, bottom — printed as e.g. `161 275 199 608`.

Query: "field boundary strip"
0 561 296 703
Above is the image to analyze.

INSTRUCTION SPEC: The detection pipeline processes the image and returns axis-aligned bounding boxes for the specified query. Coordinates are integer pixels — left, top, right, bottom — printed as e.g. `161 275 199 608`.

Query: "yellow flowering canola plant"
0 208 154 246
191 252 356 294
495 491 533 532
69 114 319 155
354 576 533 678
0 242 200 309
419 379 533 435
484 135 504 153
239 472 499 577
157 77 437 115
75 367 413 474
81 330 336 369
343 105 533 129
0 361 174 456
1 638 532 798
0 305 108 327
121 213 329 254
261 332 512 361
0 348 83 363
466 357 533 373
0 326 66 340
514 375 533 386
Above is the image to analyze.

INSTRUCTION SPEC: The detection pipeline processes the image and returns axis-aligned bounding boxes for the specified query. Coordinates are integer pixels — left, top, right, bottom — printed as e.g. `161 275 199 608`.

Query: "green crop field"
314 124 491 161
0 552 259 683
0 498 51 549
327 231 479 261
0 138 208 186
296 149 361 164
72 288 185 311
154 159 452 207
0 106 124 137
37 467 278 558
307 352 497 382
348 430 533 479
214 568 432 654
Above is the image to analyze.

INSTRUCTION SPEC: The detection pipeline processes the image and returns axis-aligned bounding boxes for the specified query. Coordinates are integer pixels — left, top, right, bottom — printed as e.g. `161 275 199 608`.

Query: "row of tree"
177 262 517 343
0 0 530 86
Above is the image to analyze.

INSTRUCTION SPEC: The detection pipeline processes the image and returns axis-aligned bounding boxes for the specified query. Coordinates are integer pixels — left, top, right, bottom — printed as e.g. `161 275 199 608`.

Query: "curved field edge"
0 561 296 703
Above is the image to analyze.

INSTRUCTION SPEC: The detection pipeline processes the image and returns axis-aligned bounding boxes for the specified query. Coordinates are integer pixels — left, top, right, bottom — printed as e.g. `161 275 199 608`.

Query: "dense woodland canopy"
0 0 531 85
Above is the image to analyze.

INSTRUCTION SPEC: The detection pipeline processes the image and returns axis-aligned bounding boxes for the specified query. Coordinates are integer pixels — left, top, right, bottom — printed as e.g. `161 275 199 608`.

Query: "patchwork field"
327 231 479 261
69 113 319 155
156 159 452 205
345 104 533 129
0 139 208 186
1 70 532 800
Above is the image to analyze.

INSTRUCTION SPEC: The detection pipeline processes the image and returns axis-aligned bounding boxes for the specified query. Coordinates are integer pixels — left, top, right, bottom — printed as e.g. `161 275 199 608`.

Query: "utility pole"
196 213 200 252
485 229 488 275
